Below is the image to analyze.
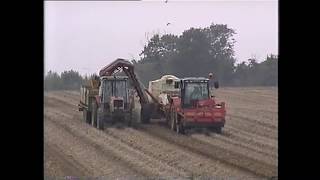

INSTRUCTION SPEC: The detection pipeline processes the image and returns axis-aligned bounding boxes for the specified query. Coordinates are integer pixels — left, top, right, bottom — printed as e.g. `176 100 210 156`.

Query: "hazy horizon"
45 0 278 76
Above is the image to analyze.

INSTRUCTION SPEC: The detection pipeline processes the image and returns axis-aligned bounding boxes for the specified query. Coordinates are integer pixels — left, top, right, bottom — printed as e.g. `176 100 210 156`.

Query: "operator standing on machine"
208 72 216 98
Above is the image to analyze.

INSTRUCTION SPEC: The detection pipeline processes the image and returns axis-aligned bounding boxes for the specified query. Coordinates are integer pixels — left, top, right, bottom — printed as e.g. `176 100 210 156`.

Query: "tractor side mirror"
214 81 219 89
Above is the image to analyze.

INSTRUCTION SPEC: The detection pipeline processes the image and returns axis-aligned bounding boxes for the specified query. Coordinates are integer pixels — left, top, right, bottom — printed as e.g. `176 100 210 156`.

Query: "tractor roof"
182 77 209 82
100 76 128 80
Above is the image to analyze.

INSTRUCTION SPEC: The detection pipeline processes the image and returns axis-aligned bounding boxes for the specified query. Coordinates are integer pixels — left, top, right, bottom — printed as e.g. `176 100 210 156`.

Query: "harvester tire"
209 127 222 134
83 110 87 122
83 109 91 124
176 116 185 134
170 110 176 131
216 127 222 134
127 110 133 127
97 116 104 130
141 104 152 124
91 101 97 128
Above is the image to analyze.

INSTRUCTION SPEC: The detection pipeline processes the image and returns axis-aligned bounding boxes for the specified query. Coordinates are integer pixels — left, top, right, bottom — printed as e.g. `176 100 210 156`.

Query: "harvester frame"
146 77 226 134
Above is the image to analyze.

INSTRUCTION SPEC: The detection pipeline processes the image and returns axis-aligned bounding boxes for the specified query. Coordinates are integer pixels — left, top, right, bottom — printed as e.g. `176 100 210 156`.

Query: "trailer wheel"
91 101 97 128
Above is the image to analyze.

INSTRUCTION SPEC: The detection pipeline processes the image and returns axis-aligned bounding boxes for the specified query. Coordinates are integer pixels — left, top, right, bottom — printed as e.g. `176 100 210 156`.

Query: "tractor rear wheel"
91 101 97 128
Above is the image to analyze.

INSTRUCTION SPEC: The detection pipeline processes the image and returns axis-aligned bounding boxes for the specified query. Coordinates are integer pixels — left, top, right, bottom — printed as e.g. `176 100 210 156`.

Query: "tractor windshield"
102 79 127 103
114 80 127 98
184 82 209 106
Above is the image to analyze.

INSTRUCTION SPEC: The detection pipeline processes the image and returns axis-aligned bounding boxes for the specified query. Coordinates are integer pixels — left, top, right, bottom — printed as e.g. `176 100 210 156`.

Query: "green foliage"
45 23 277 88
233 55 278 86
44 71 63 91
44 70 88 91
135 23 277 87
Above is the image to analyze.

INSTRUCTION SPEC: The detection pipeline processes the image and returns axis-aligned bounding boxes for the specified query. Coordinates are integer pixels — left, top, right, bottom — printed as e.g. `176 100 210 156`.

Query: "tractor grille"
114 99 123 108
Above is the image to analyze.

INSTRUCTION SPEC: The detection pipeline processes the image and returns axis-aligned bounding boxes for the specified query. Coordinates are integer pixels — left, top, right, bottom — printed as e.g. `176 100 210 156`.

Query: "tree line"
45 23 277 90
44 70 93 91
133 23 277 87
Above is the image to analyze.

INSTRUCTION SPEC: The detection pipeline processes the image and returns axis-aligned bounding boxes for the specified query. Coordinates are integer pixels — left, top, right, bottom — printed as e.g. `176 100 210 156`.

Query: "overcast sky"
45 0 278 76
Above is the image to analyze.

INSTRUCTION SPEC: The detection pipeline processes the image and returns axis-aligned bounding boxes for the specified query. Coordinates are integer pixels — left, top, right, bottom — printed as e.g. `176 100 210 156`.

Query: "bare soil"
44 87 278 179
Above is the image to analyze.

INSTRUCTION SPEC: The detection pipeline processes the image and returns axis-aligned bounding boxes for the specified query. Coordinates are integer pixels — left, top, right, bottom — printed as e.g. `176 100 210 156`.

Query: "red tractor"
146 77 226 134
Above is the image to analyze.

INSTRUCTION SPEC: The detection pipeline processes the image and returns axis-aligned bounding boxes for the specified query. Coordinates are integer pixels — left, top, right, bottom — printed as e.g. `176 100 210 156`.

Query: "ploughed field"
44 87 278 179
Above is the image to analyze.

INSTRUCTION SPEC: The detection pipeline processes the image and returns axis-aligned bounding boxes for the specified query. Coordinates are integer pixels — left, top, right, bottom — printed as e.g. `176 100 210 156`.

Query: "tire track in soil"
136 124 277 178
44 141 89 178
226 115 278 140
45 92 278 178
228 108 277 124
224 126 278 152
204 131 277 159
104 127 258 178
229 114 277 130
45 94 260 176
45 114 146 178
45 107 187 178
190 133 277 167
45 95 255 178
47 91 274 149
45 92 274 154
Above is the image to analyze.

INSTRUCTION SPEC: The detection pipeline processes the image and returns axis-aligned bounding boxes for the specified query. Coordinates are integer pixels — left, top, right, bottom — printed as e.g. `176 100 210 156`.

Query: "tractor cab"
99 76 130 112
179 78 213 108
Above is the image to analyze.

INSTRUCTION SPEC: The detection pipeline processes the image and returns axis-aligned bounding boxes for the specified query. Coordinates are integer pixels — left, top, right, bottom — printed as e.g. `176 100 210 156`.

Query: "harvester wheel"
83 109 91 124
165 111 170 124
216 127 222 134
176 116 185 134
209 127 222 134
127 110 133 127
141 104 152 124
170 110 176 131
97 115 104 130
91 101 97 128
83 110 87 122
